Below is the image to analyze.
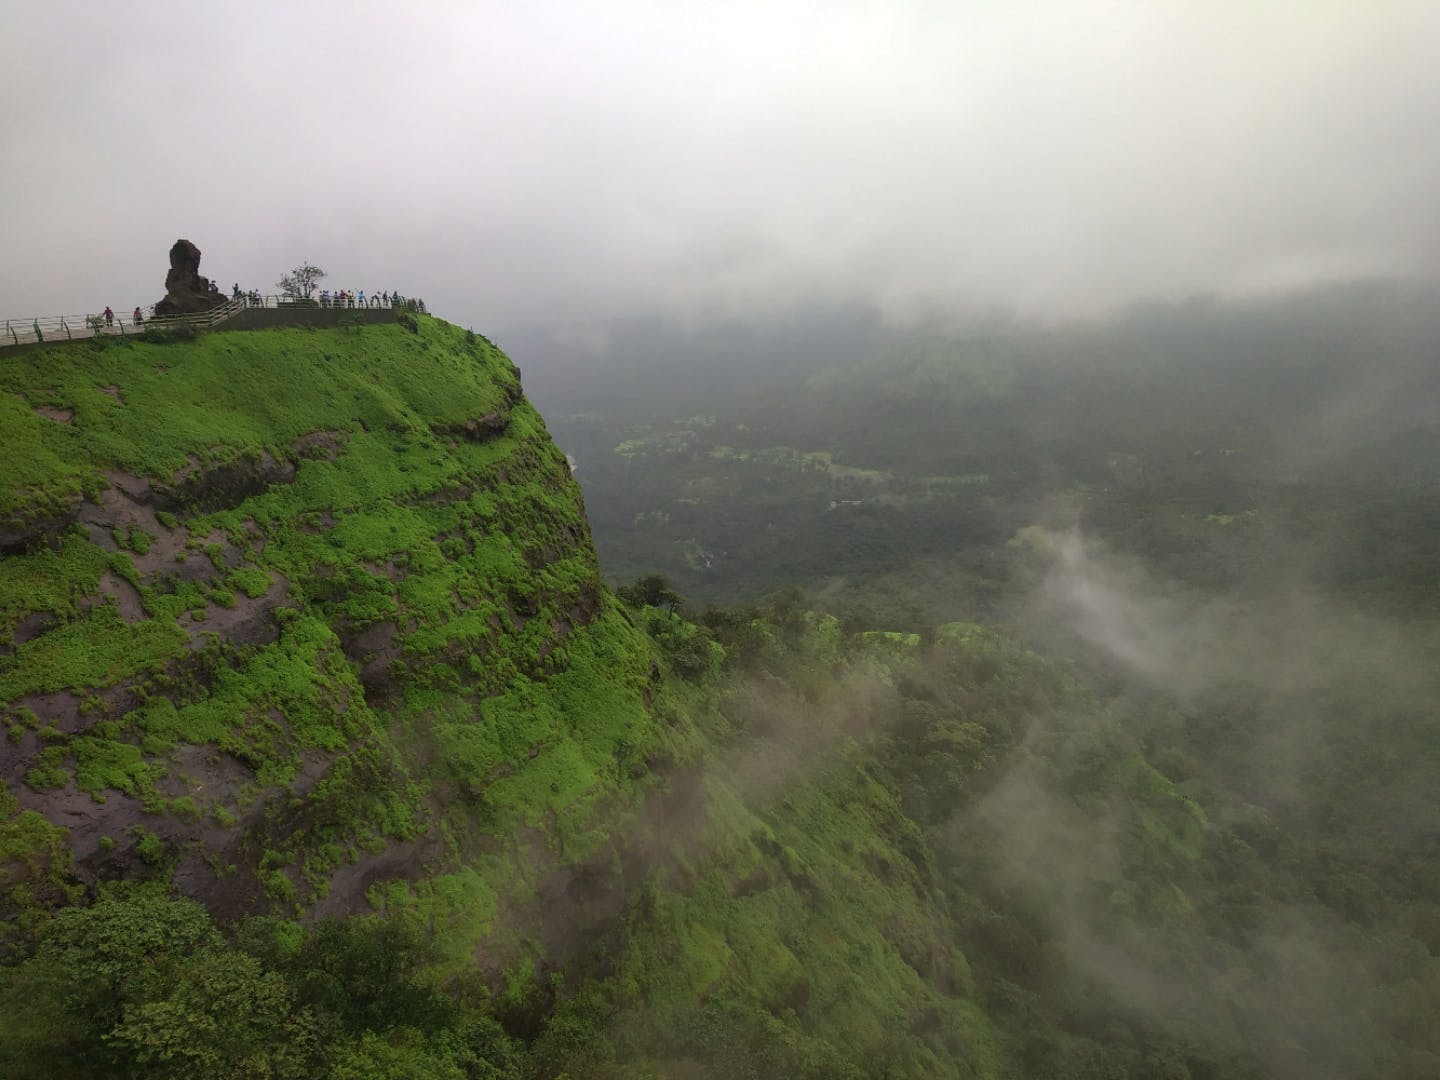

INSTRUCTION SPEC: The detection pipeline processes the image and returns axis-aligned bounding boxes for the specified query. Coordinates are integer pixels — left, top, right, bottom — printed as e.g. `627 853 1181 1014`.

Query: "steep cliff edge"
0 316 660 929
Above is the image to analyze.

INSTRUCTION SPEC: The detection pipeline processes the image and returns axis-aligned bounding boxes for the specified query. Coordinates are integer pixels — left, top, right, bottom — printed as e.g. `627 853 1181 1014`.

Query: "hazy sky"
4 1 1438 330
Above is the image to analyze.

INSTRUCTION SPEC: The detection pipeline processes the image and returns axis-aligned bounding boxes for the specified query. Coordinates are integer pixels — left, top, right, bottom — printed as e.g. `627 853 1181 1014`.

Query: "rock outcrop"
154 238 224 315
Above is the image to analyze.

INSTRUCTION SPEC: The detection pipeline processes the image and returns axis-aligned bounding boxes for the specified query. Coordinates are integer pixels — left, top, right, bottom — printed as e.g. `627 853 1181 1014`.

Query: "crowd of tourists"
225 284 426 313
316 289 425 312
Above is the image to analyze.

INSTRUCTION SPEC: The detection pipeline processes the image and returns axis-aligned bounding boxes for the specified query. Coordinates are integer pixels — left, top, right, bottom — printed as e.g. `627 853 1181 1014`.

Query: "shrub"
25 760 69 791
132 827 166 865
617 574 685 612
139 322 199 345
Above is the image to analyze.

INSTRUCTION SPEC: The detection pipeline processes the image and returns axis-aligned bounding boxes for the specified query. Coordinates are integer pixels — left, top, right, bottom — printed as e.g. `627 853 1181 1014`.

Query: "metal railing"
2 292 427 349
2 297 246 348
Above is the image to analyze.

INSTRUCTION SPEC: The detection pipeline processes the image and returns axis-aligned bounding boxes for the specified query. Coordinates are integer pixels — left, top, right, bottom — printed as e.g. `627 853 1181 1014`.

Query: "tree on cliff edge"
277 262 326 300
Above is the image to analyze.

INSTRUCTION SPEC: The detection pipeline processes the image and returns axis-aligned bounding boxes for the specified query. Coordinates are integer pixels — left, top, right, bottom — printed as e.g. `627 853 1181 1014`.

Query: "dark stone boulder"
154 238 224 315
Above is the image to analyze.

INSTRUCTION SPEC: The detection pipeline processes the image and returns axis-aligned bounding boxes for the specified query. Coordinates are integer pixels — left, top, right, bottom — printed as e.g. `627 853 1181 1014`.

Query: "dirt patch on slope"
309 835 445 920
341 619 401 692
9 611 57 648
78 474 182 562
181 575 289 648
13 784 147 865
93 570 145 622
157 452 298 515
291 429 348 461
0 495 83 555
15 690 90 734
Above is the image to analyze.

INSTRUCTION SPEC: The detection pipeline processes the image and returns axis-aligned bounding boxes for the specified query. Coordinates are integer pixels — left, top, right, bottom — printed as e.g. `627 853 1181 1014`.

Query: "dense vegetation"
539 282 1440 626
2 287 1438 1076
525 281 1440 1075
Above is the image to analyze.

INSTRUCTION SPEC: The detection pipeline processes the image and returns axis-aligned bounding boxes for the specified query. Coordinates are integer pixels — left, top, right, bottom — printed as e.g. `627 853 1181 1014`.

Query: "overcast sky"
3 1 1438 331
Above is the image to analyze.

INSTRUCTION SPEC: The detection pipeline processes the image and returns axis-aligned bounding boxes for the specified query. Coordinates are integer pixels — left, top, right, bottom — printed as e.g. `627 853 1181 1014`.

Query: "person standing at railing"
103 306 114 328
133 306 144 327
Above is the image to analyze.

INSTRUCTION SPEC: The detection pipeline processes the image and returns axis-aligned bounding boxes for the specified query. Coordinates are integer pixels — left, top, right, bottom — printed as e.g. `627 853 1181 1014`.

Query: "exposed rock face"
154 238 224 315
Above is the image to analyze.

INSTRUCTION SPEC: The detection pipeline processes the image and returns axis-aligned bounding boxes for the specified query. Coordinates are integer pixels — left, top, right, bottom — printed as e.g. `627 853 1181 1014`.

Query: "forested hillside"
539 282 1440 625
527 281 1440 1076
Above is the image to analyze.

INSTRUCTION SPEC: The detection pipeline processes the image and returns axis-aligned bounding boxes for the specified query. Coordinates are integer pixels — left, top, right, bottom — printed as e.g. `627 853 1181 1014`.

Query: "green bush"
139 322 199 345
132 828 166 866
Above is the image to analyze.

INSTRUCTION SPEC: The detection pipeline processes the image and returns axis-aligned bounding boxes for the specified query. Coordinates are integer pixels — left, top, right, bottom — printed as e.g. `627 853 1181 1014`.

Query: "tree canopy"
276 262 326 300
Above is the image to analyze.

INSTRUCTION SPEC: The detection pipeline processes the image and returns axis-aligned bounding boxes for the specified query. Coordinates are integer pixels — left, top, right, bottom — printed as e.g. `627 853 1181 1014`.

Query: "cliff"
0 316 660 928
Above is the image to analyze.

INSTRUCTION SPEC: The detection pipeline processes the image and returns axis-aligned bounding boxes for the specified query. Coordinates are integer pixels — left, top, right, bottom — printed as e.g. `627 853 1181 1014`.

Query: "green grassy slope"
0 317 665 935
2 587 1262 1079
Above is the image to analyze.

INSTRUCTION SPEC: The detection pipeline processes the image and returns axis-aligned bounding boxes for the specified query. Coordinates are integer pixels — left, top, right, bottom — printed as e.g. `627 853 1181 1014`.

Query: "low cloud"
4 2 1440 330
974 526 1440 1074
